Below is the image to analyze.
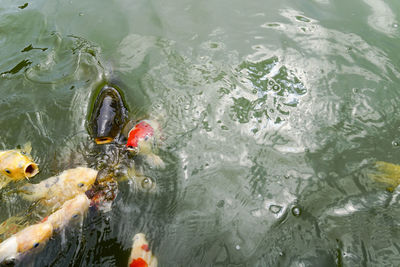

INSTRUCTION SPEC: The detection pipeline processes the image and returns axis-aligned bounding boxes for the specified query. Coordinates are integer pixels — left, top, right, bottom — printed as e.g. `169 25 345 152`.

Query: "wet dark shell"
89 85 128 144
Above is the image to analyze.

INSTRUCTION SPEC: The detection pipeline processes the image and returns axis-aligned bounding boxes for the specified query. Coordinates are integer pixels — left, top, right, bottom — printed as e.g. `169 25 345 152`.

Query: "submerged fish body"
0 144 39 188
125 120 165 168
44 194 90 230
89 84 128 145
0 221 53 264
128 233 158 267
369 161 400 189
20 167 98 209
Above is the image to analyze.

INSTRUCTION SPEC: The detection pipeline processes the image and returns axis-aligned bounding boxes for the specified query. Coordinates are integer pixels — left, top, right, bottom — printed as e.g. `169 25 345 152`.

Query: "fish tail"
369 161 400 188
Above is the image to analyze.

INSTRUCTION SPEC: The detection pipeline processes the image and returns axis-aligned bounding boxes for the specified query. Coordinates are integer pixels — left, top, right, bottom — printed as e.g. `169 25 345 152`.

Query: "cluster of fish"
0 83 161 266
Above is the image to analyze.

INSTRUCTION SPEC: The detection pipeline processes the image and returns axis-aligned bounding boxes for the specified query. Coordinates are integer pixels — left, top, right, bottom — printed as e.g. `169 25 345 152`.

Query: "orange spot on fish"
41 216 48 222
129 257 148 267
141 244 150 252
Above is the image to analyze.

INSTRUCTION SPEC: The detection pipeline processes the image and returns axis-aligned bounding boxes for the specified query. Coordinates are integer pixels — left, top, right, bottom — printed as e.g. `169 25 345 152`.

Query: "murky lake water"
1 0 400 266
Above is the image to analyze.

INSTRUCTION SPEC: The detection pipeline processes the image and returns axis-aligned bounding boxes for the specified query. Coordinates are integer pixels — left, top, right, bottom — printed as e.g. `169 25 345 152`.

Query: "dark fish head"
90 85 128 145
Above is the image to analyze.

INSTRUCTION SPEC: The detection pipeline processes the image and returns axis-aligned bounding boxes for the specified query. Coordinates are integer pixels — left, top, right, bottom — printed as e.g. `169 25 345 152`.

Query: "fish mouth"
126 146 139 154
24 163 39 178
95 137 114 145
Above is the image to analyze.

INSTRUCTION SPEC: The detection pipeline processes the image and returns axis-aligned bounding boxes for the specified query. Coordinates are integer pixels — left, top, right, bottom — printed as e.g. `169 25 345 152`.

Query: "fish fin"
0 176 10 190
21 142 32 154
145 154 165 169
368 161 400 188
122 166 142 182
0 216 27 237
18 184 44 201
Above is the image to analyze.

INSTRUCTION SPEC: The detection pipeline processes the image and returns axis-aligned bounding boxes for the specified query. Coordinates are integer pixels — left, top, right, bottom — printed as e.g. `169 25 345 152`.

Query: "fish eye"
144 136 149 141
72 214 79 218
78 183 84 188
33 242 40 248
4 169 11 174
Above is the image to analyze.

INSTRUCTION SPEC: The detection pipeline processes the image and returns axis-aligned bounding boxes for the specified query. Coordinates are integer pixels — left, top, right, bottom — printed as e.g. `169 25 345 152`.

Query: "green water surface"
1 0 400 266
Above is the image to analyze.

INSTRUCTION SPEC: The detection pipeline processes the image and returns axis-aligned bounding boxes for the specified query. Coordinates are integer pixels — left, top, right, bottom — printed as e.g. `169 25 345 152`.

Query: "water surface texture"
1 0 400 266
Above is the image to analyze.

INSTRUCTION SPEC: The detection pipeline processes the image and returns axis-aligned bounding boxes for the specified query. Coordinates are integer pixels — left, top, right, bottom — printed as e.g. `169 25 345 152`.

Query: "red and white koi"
128 233 157 267
125 120 165 168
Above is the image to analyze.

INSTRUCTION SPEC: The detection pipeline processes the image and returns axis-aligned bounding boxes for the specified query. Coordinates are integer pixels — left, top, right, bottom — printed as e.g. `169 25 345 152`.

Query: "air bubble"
269 205 283 214
292 206 301 217
272 84 280 91
392 141 399 147
235 245 241 250
141 177 154 190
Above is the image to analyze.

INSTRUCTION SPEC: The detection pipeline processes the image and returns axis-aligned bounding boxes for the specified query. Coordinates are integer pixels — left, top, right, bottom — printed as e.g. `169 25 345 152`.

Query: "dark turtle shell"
89 85 128 144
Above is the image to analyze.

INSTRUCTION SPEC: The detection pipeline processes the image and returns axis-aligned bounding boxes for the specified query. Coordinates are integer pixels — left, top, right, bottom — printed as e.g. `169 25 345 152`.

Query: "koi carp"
128 233 157 267
0 142 39 189
0 221 53 264
125 120 165 168
89 84 128 145
19 167 97 210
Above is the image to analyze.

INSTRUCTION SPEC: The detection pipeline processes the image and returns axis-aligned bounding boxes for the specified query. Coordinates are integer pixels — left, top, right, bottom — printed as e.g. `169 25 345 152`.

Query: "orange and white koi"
0 142 39 189
128 233 157 267
125 120 164 168
19 167 97 210
43 194 90 230
0 221 53 264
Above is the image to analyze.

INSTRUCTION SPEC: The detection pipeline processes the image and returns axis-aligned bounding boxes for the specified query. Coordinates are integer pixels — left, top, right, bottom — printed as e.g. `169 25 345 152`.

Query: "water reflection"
363 0 398 37
0 0 400 266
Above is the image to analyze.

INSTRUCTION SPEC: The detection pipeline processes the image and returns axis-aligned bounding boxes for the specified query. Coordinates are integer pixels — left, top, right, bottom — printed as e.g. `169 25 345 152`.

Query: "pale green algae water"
0 0 400 266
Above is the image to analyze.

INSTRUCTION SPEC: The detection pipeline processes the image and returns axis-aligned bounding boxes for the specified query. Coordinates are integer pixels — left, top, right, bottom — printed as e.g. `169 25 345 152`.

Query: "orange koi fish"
0 221 53 264
19 167 97 210
0 142 39 189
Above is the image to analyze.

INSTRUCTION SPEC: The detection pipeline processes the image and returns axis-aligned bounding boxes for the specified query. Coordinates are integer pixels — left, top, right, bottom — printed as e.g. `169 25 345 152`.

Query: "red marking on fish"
126 121 154 148
41 216 48 222
141 244 150 252
9 224 18 233
129 257 148 267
